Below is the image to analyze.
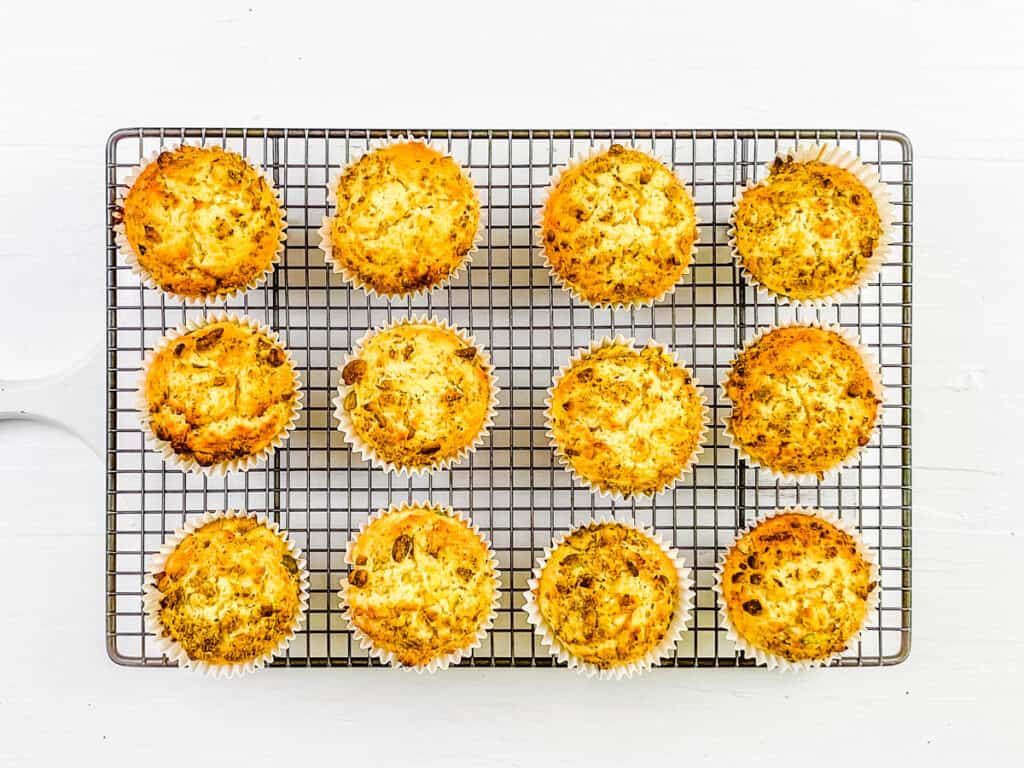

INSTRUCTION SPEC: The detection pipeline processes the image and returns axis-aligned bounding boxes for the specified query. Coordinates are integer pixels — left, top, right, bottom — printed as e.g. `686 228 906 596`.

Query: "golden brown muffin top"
733 157 883 301
548 342 705 496
535 523 679 669
144 319 298 468
327 141 480 296
155 517 303 665
720 512 876 663
338 322 493 470
724 326 880 477
541 144 698 306
122 145 284 299
344 505 496 667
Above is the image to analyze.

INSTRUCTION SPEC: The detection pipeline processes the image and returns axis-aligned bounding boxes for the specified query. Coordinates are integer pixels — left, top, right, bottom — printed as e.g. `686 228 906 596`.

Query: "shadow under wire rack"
105 128 913 668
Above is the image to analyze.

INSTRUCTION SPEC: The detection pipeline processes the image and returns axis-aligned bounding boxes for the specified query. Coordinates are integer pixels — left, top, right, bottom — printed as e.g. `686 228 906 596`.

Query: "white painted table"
1 0 1021 763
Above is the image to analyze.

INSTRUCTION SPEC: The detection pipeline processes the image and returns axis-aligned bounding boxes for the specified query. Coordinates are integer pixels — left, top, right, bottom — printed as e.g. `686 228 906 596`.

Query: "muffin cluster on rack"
116 138 891 677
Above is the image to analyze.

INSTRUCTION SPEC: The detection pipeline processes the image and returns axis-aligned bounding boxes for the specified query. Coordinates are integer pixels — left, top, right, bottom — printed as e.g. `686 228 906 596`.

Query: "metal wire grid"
105 128 912 668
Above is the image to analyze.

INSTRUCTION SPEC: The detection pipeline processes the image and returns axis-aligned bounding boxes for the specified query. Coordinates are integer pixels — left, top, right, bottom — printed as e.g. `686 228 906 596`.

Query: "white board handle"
0 346 106 459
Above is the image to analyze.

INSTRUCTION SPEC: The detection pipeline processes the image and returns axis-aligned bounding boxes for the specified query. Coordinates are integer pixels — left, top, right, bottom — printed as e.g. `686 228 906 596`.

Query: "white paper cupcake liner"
332 314 499 476
535 141 701 309
523 516 694 679
317 134 484 300
720 321 885 483
728 142 896 307
138 312 303 476
545 335 709 500
713 506 881 671
113 141 287 305
338 502 501 673
142 509 311 678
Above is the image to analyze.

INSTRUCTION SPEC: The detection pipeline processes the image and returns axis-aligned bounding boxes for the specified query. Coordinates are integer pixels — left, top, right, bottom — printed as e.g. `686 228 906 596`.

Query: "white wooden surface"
1 0 1021 764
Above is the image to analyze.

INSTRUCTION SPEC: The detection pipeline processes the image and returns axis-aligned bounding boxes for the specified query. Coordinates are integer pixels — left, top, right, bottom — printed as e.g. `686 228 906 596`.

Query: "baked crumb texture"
541 144 698 306
732 156 883 302
149 514 306 669
143 316 300 472
530 522 685 675
723 325 881 478
324 141 480 297
120 145 284 300
335 318 495 473
718 510 878 666
342 504 498 669
547 340 706 497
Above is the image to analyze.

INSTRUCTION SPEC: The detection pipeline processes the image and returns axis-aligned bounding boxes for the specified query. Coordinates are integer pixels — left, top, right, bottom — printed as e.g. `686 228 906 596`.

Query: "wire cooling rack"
105 128 912 668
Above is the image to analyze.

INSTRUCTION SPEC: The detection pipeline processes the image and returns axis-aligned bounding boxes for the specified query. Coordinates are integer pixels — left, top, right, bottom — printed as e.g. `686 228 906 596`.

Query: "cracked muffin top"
720 512 877 663
547 341 705 496
326 141 480 296
143 319 299 469
337 321 493 471
154 516 304 665
534 522 680 670
733 155 883 301
121 145 284 300
343 504 497 668
541 144 698 306
724 325 881 478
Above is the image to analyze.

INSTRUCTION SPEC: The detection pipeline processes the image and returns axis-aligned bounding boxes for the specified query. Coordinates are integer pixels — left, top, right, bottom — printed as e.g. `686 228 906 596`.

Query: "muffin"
341 504 499 670
723 324 882 478
540 144 698 306
117 144 285 301
334 317 497 474
524 521 691 678
143 510 309 675
546 338 706 497
140 314 301 474
320 140 480 297
716 508 879 668
731 144 891 303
